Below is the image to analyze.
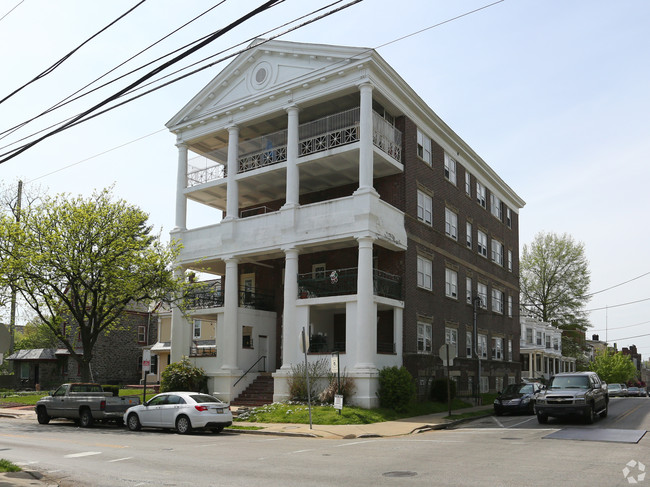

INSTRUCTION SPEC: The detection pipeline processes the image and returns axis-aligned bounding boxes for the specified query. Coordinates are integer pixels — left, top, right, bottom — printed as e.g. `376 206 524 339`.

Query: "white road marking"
107 457 133 463
64 451 102 458
289 449 314 454
335 440 376 447
492 416 505 428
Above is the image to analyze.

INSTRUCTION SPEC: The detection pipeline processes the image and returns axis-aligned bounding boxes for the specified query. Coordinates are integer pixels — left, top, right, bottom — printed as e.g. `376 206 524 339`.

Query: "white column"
355 235 376 369
281 248 299 368
225 126 239 221
283 106 300 209
174 143 188 231
221 257 239 369
170 268 188 363
356 82 374 194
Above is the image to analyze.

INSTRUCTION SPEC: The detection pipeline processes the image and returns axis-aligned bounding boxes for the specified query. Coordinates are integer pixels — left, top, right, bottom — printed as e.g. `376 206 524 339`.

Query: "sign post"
438 343 457 417
300 328 313 429
142 349 151 404
331 351 342 415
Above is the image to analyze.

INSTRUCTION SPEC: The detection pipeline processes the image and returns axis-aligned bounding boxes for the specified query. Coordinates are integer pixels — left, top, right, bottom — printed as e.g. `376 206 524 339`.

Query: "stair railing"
233 356 267 387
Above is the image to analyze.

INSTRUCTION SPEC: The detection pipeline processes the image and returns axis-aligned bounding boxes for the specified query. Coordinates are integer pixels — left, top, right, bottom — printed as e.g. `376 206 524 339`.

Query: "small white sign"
331 353 339 373
334 394 343 410
142 350 151 372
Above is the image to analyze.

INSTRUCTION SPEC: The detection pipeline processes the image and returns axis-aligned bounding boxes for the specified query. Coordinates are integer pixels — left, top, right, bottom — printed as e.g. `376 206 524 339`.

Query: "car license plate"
216 408 223 414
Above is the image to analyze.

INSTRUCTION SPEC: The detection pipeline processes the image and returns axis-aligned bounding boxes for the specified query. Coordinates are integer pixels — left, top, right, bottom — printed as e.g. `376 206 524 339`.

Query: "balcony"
186 108 402 187
185 286 275 312
297 267 402 301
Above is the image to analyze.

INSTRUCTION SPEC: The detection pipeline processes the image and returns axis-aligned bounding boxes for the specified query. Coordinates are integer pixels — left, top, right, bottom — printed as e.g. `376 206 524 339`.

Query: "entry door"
240 273 255 307
258 336 268 372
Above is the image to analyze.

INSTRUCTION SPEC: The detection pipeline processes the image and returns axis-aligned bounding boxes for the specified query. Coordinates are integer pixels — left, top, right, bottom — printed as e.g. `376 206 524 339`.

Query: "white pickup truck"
35 383 140 427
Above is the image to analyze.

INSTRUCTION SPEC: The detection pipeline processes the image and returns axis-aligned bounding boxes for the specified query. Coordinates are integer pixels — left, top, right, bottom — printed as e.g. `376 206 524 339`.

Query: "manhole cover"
383 471 417 478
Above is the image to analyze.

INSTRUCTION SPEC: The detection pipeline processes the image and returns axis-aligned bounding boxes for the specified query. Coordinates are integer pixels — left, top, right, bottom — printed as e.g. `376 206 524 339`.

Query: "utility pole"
8 180 22 355
473 296 482 406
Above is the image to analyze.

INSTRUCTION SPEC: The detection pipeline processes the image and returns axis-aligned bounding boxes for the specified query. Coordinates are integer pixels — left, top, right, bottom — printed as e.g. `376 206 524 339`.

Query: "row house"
161 39 525 407
520 312 576 381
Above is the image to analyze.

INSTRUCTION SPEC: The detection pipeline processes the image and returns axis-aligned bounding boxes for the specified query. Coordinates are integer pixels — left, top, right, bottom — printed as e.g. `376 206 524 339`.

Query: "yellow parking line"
614 404 643 423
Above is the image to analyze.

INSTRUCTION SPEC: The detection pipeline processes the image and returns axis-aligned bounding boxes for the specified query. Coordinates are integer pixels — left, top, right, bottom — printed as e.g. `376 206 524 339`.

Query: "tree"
0 188 185 381
589 350 637 384
14 316 58 350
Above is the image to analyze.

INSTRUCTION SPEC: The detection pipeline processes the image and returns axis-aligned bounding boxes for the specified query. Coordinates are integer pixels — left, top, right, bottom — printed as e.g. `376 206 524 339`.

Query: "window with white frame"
445 268 458 299
554 338 560 351
507 249 513 272
466 277 472 304
506 208 512 228
138 325 146 343
490 193 503 220
491 239 503 266
465 171 471 196
445 208 458 240
546 335 551 349
193 319 202 339
417 256 433 290
492 337 503 360
466 331 473 357
536 331 543 346
480 376 489 393
477 282 488 309
526 328 533 343
492 289 504 314
466 221 472 249
417 190 432 225
417 322 432 353
479 334 488 359
477 230 488 257
507 295 513 317
417 128 431 164
508 339 513 361
444 152 457 185
476 181 486 208
445 327 458 347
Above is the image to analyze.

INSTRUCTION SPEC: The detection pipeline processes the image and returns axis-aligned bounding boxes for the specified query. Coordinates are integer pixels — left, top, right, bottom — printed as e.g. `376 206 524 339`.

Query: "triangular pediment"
167 39 370 129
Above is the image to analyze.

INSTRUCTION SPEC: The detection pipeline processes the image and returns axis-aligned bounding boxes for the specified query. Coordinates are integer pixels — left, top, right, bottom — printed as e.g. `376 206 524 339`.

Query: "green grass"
0 387 159 406
235 398 475 425
0 459 21 473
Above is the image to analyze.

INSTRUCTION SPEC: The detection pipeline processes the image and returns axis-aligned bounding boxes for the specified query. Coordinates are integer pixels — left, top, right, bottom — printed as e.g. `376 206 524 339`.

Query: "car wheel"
584 404 595 425
176 415 192 435
211 426 225 434
536 412 548 424
599 403 608 418
127 413 142 431
36 406 50 425
79 408 94 428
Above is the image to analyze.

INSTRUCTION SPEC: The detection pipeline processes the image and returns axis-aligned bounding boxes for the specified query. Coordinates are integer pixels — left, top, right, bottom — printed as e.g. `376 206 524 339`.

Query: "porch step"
231 375 274 407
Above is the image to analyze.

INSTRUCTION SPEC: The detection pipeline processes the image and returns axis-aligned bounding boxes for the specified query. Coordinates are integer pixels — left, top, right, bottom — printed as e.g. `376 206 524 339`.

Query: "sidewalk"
0 404 493 486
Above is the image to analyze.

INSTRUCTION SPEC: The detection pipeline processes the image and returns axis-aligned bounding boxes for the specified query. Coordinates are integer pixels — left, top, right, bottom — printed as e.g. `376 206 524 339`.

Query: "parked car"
627 386 640 397
607 383 626 397
124 392 233 434
493 382 543 416
639 387 649 397
35 383 140 427
534 372 608 424
620 384 629 396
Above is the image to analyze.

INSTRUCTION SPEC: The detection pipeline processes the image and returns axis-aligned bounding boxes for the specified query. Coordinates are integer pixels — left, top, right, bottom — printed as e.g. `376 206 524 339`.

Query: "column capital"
282 246 300 256
285 104 300 114
175 141 188 150
223 256 239 265
357 80 374 91
227 124 239 135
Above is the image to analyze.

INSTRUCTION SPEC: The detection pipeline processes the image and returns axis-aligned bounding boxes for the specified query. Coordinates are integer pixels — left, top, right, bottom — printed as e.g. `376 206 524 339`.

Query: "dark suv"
534 372 608 424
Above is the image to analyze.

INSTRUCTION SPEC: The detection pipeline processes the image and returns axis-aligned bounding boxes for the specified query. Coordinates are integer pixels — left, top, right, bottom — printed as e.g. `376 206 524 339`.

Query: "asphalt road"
1 397 650 487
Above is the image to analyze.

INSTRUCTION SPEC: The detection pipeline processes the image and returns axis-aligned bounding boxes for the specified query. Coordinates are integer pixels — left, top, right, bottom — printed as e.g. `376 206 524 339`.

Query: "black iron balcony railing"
297 267 402 300
185 286 275 312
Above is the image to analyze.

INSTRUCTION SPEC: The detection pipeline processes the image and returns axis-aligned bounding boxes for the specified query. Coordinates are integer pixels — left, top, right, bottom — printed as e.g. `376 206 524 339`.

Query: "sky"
1 0 649 357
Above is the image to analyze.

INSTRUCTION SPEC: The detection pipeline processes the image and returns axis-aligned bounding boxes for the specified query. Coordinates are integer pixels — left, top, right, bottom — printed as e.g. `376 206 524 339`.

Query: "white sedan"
124 392 233 434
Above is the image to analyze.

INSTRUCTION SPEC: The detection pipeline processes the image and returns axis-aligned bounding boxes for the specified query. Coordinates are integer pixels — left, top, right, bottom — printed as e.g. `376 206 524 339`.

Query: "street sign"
439 343 457 366
334 394 343 410
331 352 339 373
142 349 151 372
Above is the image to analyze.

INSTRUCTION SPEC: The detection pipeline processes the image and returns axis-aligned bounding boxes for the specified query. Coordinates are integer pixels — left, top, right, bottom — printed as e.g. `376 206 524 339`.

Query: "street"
1 397 650 486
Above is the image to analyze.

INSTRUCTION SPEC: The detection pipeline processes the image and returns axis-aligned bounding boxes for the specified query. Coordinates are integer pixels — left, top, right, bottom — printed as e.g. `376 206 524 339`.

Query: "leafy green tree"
13 316 58 350
589 350 637 384
0 188 185 381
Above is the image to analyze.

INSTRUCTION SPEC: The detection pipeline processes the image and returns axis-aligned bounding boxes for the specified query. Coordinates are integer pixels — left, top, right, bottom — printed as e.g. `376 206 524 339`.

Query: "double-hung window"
417 190 432 225
479 334 488 359
417 128 432 164
492 337 503 360
506 208 512 228
444 152 457 185
490 194 503 220
465 171 471 196
477 282 488 309
491 239 503 266
445 268 458 299
466 331 473 358
477 230 488 257
417 256 432 290
466 222 472 248
417 323 432 353
507 295 513 317
466 277 472 304
476 181 486 208
507 250 513 271
492 289 504 314
445 208 458 240
193 319 202 339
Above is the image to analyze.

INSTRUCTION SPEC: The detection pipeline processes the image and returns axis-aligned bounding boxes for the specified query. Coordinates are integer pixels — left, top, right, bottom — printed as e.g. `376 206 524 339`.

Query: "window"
477 230 488 257
150 354 158 375
507 250 513 272
507 339 513 361
444 152 457 185
445 268 458 299
490 193 502 220
554 338 560 351
466 277 472 304
492 289 504 314
417 128 431 164
445 327 458 346
476 181 486 208
506 208 512 228
507 295 513 317
313 263 326 279
477 283 488 309
445 208 457 240
546 335 551 349
491 239 503 266
526 328 533 344
417 256 433 290
138 325 146 343
536 331 543 346
193 319 202 339
465 171 471 196
478 334 488 359
417 190 432 225
466 331 473 357
417 322 432 353
242 325 253 348
466 222 472 248
20 363 29 380
492 338 503 360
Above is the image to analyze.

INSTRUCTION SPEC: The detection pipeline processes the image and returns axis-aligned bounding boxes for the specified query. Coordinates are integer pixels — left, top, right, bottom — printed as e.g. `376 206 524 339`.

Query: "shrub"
377 366 415 412
319 372 355 404
102 385 119 397
430 378 456 403
160 358 207 393
288 358 329 402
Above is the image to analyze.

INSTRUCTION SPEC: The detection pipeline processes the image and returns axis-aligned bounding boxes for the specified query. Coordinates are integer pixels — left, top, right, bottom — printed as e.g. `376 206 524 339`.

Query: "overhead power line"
0 0 24 23
0 0 147 106
585 271 650 298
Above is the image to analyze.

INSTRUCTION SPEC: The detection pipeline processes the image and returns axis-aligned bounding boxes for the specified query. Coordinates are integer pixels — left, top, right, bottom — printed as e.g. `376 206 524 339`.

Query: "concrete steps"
231 374 274 407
